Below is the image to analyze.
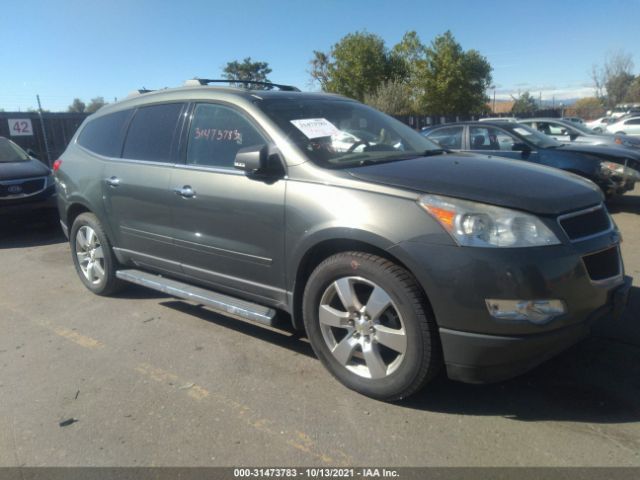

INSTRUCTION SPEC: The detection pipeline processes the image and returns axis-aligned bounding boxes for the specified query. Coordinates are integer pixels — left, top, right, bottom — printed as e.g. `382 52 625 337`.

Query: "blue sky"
1 0 638 111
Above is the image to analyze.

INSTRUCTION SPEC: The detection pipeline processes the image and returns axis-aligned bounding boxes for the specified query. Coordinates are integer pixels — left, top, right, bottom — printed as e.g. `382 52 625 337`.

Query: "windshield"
508 124 563 148
0 137 30 163
256 97 442 168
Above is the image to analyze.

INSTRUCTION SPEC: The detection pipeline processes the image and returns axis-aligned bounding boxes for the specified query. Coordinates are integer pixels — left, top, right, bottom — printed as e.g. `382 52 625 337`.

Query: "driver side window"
469 127 517 151
187 103 267 169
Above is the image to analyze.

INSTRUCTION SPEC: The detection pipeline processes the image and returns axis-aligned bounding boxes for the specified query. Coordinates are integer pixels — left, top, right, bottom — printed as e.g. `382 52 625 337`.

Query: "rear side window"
427 126 463 149
122 103 184 162
77 109 132 157
626 118 640 125
186 103 267 168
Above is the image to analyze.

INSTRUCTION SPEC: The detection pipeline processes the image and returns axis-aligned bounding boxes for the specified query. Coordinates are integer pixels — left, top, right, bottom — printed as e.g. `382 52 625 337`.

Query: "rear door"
169 102 287 303
102 102 186 273
623 118 640 135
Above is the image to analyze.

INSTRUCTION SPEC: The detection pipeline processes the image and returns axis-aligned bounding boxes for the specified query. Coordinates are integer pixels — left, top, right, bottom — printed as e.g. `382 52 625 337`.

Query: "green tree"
364 79 414 115
419 31 492 115
310 31 399 101
510 91 538 115
68 98 86 113
223 57 272 89
389 31 427 113
624 76 640 102
572 97 605 119
607 72 635 107
86 96 106 113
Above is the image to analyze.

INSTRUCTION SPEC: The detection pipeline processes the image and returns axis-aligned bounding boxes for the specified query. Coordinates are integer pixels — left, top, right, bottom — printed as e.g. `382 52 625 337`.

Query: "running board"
116 269 277 326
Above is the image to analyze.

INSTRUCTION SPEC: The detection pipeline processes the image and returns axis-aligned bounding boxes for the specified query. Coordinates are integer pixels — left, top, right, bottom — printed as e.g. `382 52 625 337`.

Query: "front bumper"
441 276 631 383
388 232 630 384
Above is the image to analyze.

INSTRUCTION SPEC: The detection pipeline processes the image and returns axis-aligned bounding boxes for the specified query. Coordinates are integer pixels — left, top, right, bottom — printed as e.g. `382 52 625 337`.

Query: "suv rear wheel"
303 252 441 401
70 213 124 296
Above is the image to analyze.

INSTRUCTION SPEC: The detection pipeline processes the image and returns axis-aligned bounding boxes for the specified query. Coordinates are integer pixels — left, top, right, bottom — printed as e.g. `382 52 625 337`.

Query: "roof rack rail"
126 88 155 98
184 78 300 92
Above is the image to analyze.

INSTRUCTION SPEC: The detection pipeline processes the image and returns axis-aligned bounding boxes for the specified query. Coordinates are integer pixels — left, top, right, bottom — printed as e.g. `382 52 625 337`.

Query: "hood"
0 158 51 181
557 143 640 170
347 153 602 215
586 133 640 148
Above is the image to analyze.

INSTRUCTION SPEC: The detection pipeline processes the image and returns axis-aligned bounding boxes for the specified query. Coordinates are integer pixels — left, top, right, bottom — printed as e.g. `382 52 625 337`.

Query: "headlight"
418 194 560 248
600 161 640 180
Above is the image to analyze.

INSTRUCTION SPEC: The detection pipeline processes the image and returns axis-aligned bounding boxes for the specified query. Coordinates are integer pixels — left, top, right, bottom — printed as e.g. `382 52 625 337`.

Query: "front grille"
0 177 46 198
559 205 611 241
582 247 621 282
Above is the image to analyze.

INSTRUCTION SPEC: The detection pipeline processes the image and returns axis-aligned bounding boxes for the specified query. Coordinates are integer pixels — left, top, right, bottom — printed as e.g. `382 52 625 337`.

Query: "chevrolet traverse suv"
54 80 631 400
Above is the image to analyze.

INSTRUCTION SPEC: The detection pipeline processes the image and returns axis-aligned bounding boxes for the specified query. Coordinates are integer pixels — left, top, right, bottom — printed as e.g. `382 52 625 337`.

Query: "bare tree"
590 64 605 100
604 50 634 79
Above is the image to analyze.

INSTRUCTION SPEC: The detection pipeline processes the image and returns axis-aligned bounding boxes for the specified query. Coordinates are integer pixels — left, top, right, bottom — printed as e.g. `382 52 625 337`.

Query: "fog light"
485 299 567 324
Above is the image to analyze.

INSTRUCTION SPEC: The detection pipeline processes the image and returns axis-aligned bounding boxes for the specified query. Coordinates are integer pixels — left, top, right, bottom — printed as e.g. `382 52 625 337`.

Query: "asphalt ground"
1 190 639 467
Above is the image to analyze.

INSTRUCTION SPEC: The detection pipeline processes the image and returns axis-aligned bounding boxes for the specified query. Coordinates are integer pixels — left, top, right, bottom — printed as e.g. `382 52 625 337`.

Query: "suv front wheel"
70 212 124 296
303 252 441 401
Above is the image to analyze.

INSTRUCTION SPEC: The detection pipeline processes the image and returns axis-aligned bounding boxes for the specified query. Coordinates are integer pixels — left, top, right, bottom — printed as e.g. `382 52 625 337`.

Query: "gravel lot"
1 190 639 467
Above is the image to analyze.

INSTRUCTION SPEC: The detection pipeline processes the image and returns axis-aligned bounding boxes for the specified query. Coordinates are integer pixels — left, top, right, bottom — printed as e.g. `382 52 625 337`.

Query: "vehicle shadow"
161 289 640 424
113 283 171 300
401 285 640 423
399 335 640 424
607 190 640 214
0 210 66 249
160 300 315 358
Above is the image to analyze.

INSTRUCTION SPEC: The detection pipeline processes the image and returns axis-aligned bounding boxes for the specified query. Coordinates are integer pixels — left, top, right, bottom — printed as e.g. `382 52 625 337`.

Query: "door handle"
174 185 196 198
105 176 121 187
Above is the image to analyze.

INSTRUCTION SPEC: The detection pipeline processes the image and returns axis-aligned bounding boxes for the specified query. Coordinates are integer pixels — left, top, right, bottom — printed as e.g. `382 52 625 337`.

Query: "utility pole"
493 88 496 113
36 94 52 166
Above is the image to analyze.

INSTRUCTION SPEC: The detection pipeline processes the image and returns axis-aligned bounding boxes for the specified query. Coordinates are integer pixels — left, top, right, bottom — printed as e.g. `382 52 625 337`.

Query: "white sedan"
585 116 613 133
606 116 640 136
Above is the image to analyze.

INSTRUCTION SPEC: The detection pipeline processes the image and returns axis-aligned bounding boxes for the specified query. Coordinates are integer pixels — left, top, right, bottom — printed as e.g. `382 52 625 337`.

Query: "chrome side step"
116 269 277 326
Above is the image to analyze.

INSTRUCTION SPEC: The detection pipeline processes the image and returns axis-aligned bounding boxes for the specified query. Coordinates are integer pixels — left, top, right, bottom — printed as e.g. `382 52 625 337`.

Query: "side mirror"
234 144 268 174
511 142 530 152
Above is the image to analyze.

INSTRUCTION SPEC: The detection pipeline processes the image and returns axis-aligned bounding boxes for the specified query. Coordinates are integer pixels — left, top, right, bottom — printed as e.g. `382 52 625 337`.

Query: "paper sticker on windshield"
513 127 532 136
290 118 340 139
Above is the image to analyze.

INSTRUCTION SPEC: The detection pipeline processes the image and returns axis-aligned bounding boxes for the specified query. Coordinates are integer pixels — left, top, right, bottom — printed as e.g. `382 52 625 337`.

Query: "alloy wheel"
75 225 105 285
318 276 407 379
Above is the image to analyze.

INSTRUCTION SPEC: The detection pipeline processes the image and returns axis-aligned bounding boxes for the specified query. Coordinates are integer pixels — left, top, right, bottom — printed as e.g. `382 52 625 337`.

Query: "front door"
468 125 540 163
169 103 286 303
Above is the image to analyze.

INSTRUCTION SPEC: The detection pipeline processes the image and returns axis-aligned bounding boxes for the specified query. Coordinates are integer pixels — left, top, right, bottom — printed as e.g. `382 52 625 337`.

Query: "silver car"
519 117 640 150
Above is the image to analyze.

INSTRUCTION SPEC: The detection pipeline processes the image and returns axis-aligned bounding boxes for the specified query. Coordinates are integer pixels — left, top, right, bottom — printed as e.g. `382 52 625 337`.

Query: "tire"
70 212 125 296
302 252 441 401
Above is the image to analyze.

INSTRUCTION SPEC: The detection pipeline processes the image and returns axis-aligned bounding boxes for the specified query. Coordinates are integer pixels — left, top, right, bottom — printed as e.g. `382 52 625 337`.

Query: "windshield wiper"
422 149 447 156
356 149 447 166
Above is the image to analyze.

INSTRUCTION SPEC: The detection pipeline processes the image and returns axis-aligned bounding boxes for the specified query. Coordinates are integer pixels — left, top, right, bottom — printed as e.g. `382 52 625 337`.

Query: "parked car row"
423 120 640 198
518 118 640 149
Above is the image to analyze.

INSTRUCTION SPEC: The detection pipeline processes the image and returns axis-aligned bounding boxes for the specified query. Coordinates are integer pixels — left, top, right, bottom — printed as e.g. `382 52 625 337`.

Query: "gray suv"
54 80 631 400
